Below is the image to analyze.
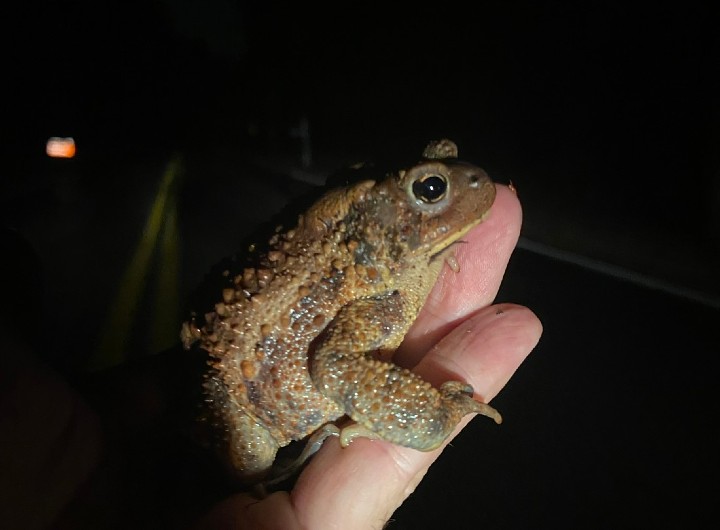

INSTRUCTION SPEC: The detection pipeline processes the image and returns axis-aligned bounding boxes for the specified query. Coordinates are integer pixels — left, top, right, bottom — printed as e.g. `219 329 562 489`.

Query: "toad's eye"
412 174 448 203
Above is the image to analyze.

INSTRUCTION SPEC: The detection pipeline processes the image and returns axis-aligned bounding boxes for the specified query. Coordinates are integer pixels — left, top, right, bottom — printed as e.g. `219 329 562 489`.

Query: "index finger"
396 184 522 367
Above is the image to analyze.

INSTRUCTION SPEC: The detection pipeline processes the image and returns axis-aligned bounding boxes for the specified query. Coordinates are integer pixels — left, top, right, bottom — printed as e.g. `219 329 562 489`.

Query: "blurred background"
2 1 718 528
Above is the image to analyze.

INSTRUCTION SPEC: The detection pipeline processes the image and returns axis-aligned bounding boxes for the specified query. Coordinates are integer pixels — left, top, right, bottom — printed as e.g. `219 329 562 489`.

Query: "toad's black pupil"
413 175 447 203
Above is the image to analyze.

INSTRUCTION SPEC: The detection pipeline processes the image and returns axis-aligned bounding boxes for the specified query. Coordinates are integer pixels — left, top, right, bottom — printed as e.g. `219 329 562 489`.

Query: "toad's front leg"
310 293 501 452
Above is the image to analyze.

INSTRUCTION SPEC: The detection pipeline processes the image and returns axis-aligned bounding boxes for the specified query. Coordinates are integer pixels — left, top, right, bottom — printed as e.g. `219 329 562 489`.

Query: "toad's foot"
337 422 382 447
336 382 501 452
441 381 503 425
262 424 341 488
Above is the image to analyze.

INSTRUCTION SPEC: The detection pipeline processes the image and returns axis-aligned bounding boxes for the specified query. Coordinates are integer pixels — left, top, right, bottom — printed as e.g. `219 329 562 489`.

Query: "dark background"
2 1 718 528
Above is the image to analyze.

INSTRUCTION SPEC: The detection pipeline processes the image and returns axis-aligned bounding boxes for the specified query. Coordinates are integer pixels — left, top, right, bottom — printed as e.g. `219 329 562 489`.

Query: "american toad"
181 139 501 483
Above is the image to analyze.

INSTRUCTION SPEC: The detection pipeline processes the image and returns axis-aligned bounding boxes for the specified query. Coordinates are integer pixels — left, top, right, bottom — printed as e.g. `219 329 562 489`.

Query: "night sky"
7 2 717 261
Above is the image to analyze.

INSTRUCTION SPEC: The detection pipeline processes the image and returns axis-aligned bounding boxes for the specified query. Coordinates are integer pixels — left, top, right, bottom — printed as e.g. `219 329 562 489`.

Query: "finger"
286 303 541 530
415 303 542 402
197 491 303 530
397 183 522 367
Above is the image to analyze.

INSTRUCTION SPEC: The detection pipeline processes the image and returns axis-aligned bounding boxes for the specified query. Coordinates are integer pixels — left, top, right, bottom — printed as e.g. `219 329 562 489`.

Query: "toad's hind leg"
203 372 280 483
310 296 502 452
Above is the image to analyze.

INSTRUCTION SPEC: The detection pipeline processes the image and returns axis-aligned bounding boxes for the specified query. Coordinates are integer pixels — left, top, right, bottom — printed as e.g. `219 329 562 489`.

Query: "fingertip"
490 183 523 238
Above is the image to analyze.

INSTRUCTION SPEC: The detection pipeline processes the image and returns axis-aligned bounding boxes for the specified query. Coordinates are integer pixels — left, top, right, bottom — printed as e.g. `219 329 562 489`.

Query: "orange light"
46 137 76 158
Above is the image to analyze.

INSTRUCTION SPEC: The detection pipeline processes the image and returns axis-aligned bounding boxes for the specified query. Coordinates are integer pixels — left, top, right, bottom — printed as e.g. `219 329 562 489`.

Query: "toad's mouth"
429 240 467 265
427 211 490 263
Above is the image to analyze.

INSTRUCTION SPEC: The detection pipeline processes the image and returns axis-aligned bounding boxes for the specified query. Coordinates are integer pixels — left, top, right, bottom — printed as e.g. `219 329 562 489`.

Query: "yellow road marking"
89 156 183 370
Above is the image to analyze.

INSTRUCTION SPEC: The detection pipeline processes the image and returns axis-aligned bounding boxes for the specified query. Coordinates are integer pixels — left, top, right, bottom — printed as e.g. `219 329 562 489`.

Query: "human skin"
0 185 541 529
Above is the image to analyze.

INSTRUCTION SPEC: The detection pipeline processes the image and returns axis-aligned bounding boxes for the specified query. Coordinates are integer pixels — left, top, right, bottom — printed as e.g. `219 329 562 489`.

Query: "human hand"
198 184 542 529
0 184 540 529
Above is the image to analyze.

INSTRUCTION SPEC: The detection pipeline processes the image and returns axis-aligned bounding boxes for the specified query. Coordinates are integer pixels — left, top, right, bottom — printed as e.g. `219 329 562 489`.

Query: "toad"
181 139 501 483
